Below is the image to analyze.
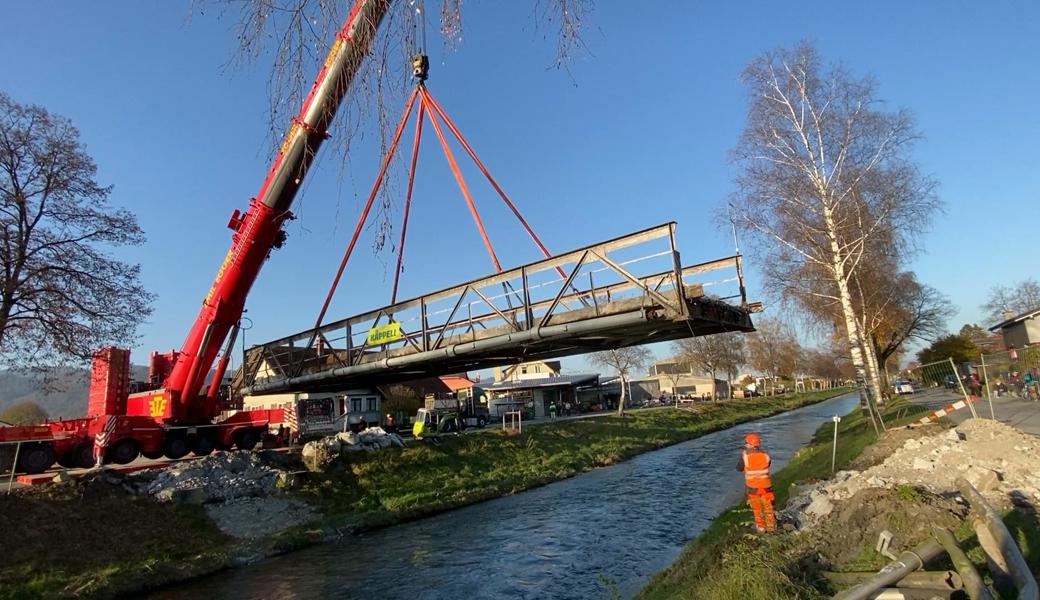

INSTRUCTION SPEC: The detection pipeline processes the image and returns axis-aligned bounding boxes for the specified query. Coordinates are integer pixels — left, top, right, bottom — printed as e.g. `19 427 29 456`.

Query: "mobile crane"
0 0 392 474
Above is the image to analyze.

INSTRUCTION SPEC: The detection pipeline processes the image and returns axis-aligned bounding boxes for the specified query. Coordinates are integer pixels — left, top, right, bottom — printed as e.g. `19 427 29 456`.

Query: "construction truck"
0 0 392 475
425 387 489 428
412 387 489 439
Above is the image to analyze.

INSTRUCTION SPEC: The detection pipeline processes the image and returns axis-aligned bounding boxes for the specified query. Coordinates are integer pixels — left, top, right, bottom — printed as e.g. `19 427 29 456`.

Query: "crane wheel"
58 443 94 469
163 435 190 460
107 439 141 465
18 443 55 475
192 434 216 457
234 428 261 451
142 449 164 460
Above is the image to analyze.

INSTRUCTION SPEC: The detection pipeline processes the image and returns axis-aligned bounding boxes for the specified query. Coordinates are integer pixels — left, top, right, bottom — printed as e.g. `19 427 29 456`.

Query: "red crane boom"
0 0 394 475
147 0 391 424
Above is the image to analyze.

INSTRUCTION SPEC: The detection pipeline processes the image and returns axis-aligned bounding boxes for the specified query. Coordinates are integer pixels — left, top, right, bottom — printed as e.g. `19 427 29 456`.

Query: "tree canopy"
917 334 980 366
0 93 152 368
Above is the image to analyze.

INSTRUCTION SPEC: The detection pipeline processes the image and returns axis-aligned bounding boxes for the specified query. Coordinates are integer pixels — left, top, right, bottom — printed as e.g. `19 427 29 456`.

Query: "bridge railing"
242 222 747 388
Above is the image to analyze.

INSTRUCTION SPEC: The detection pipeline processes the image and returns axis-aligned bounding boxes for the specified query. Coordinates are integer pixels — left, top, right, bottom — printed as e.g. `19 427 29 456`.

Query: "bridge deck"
240 222 755 394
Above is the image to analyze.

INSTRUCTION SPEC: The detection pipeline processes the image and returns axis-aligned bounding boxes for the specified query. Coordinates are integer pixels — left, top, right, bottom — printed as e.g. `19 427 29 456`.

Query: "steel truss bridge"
240 222 756 395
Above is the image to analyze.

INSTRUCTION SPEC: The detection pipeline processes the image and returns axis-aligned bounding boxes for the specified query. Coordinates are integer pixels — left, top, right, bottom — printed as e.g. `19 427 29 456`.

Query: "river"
150 392 858 600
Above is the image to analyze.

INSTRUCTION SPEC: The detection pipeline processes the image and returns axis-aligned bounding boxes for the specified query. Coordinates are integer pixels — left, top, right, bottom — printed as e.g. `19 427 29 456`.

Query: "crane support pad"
239 222 754 395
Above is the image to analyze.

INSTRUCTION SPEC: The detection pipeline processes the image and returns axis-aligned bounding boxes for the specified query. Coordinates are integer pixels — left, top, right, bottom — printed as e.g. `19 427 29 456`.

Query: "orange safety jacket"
739 449 772 489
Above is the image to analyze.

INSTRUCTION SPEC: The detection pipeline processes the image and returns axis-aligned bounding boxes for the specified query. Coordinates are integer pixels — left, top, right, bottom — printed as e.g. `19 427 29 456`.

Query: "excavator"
0 0 393 474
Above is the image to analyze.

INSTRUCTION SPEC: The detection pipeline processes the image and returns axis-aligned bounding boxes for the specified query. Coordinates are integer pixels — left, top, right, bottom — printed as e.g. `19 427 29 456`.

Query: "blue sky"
1 1 1038 375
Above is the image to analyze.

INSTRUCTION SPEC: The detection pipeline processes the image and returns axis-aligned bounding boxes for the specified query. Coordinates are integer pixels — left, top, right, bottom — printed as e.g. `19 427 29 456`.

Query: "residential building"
989 307 1040 350
485 373 598 417
493 360 562 383
644 358 722 399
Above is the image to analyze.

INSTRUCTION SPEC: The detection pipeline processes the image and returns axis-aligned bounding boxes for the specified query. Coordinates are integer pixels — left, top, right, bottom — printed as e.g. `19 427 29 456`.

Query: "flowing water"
151 393 858 600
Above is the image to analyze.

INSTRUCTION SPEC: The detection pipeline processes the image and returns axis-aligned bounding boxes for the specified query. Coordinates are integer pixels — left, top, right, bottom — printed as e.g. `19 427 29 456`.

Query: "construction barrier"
899 358 978 425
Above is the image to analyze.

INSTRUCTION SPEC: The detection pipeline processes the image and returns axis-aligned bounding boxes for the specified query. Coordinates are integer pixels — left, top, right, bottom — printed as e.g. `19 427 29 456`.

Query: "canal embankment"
0 388 850 599
638 399 1040 600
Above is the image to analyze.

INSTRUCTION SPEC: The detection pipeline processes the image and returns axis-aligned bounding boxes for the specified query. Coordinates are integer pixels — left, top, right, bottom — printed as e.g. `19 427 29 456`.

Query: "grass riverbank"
0 388 850 599
638 399 1040 600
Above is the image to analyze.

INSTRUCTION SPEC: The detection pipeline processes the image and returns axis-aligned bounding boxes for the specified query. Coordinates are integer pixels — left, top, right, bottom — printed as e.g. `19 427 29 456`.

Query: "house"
989 307 1040 350
493 360 562 383
485 373 598 417
643 358 722 399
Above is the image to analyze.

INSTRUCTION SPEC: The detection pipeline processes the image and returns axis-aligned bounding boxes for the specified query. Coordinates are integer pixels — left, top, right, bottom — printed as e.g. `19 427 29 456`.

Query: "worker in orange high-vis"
737 432 776 533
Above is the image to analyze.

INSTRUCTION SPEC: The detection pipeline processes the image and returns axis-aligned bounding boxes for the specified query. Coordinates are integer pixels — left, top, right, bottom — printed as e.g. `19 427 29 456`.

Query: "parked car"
893 380 914 395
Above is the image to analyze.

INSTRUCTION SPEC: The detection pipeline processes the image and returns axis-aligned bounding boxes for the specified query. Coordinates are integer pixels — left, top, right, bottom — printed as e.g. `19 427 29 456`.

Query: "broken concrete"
785 419 1040 531
131 451 282 503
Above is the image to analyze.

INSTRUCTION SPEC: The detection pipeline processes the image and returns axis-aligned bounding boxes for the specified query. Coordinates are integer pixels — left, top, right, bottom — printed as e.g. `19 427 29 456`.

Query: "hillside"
0 366 149 420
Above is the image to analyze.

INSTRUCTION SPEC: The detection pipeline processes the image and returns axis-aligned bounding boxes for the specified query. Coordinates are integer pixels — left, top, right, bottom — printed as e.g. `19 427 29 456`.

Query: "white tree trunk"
617 374 627 417
825 208 883 428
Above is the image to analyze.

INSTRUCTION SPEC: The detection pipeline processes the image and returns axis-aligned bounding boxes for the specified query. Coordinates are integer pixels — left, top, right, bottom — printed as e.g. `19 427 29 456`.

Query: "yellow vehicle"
412 408 462 439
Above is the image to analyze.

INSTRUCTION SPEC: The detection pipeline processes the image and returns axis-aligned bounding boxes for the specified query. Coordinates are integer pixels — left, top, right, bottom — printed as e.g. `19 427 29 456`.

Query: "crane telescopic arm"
160 0 392 423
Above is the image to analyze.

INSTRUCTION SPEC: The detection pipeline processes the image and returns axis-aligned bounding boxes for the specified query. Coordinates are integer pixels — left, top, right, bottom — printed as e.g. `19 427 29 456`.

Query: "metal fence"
1 441 23 493
900 357 978 422
977 347 1040 404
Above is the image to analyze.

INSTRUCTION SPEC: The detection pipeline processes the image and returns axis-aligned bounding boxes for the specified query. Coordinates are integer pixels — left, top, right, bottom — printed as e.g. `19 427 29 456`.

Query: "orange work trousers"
747 487 776 533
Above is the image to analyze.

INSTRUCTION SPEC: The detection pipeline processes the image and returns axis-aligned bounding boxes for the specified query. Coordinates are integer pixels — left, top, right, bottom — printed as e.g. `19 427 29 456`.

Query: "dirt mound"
846 423 943 471
788 418 1040 533
798 487 966 567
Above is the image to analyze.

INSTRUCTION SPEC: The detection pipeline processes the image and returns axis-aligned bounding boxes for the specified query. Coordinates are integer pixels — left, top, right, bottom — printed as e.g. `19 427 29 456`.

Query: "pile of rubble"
785 418 1040 529
302 427 406 469
130 451 284 504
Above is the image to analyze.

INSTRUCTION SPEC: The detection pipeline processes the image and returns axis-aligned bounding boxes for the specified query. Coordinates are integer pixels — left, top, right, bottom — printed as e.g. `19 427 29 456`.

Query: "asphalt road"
907 388 1040 437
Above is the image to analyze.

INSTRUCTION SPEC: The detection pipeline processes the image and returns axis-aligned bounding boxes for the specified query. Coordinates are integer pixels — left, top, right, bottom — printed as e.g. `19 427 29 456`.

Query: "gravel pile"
134 451 281 503
786 418 1040 529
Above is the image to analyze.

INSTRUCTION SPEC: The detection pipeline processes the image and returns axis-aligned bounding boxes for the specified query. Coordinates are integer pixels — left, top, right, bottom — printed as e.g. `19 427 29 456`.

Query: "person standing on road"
549 401 558 421
737 432 776 533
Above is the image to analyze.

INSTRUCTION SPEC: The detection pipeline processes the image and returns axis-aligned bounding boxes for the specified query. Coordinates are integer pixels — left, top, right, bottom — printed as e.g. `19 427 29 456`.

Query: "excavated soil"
797 487 967 567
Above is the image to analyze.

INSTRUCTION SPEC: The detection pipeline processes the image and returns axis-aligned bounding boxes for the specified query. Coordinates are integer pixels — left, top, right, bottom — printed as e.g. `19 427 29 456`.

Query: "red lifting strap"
314 83 562 331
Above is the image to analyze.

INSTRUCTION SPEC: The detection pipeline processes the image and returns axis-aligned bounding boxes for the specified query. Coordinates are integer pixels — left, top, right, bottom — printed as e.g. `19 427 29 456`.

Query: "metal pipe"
821 571 963 590
7 441 21 493
972 516 1016 597
956 478 1039 600
831 539 945 600
933 527 992 600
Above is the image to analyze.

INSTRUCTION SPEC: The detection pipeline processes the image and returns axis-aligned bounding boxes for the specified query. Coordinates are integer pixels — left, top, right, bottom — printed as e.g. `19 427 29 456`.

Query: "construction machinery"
0 0 392 474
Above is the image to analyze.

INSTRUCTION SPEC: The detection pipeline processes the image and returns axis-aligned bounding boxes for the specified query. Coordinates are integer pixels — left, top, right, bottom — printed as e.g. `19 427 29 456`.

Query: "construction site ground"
638 399 1040 600
0 389 848 600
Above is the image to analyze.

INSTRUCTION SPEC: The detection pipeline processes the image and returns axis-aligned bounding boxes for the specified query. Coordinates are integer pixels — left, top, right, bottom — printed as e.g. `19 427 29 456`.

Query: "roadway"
906 389 1040 437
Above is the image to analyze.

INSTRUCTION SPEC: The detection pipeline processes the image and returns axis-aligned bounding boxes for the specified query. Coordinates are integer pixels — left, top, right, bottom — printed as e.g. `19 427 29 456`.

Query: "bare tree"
728 42 939 409
745 317 800 395
982 278 1040 325
0 93 152 369
675 332 746 401
588 346 652 416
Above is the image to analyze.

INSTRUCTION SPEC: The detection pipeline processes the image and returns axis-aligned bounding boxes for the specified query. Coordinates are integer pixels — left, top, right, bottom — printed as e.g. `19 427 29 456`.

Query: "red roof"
439 375 474 392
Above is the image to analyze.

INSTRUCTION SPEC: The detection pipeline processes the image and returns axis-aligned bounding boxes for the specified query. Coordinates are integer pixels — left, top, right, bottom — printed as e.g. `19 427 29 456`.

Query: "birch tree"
589 346 652 416
728 43 939 410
